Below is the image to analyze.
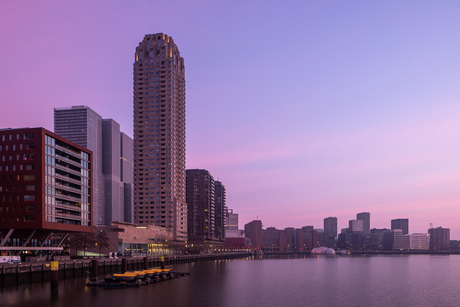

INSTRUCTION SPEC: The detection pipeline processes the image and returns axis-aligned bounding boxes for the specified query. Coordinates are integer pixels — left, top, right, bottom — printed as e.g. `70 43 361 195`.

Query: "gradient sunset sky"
1 1 460 237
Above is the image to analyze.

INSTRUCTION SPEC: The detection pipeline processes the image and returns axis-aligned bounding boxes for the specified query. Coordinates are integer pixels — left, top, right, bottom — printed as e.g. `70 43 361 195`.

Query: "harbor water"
2 254 460 307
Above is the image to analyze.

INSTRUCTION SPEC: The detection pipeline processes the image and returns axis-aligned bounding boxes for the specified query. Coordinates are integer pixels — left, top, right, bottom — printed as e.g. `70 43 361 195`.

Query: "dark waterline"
2 255 460 307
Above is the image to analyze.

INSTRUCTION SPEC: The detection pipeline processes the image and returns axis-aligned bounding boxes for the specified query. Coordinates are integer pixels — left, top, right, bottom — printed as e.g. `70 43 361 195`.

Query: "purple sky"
1 1 460 237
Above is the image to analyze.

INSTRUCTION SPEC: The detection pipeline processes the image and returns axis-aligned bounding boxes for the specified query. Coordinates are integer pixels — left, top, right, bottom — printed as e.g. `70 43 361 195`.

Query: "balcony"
55 144 81 159
55 200 82 211
55 182 82 194
55 164 82 177
55 211 82 220
55 153 82 168
55 192 81 203
55 173 83 186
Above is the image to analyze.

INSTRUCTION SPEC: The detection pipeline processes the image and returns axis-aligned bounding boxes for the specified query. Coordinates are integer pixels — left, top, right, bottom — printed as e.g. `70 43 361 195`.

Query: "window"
24 174 35 181
26 205 35 211
26 184 35 191
26 164 35 170
26 143 35 150
24 195 35 201
24 215 35 222
24 133 34 140
23 153 35 160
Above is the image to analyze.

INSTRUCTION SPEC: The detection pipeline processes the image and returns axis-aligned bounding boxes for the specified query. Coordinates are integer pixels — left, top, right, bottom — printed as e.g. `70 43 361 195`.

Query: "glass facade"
45 134 91 226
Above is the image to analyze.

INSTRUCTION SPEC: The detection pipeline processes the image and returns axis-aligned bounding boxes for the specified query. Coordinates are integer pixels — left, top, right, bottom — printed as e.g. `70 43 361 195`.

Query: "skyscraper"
357 212 370 234
133 33 187 241
54 106 133 226
391 218 409 235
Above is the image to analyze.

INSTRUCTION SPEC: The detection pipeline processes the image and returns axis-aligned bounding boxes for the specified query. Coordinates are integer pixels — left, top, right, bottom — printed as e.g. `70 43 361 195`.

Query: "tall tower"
391 218 409 235
133 33 187 242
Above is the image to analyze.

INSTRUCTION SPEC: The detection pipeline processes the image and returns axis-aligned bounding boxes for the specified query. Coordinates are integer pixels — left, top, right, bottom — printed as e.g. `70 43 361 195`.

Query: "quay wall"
0 252 252 287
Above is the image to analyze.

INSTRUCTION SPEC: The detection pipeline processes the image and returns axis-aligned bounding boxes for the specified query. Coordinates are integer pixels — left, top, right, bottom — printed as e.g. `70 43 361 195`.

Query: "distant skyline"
1 1 459 237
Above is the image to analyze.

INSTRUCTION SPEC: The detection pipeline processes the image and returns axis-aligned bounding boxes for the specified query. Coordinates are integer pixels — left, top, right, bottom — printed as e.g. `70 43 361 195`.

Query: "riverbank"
0 252 253 287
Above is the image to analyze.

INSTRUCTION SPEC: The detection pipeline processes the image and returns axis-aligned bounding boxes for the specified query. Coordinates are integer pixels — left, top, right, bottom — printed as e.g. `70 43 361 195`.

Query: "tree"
95 229 109 258
69 232 95 256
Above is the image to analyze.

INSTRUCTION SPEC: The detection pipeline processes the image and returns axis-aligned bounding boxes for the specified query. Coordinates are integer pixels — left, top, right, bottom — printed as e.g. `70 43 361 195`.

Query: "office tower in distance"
324 217 337 248
226 209 238 231
214 181 226 241
357 212 370 234
324 217 337 238
102 119 134 224
391 218 409 235
133 33 187 241
186 169 216 245
54 106 133 226
54 106 103 224
349 219 364 232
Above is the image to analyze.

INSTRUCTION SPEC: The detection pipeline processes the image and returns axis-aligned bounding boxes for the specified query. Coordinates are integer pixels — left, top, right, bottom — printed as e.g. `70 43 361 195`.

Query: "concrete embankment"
0 252 253 287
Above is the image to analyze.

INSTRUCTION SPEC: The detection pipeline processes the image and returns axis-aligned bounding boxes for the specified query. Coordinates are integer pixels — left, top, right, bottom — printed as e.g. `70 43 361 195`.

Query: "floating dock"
86 268 190 287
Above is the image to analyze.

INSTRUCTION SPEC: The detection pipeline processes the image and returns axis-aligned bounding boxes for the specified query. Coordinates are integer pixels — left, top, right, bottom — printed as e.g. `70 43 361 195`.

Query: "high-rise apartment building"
391 218 409 235
357 212 370 234
54 106 133 226
214 180 226 241
133 34 187 241
186 169 215 244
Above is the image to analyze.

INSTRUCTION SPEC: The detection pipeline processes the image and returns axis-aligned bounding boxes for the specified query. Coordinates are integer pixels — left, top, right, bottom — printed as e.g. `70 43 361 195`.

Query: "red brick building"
0 127 93 250
244 220 262 250
296 226 317 251
261 227 285 251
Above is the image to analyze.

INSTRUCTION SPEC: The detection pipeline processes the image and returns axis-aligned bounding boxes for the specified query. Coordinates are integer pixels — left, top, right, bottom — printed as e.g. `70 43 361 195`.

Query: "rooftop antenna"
429 223 433 229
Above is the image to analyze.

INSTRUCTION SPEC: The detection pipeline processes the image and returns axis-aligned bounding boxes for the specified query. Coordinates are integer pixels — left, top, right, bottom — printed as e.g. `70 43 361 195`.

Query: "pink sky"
1 1 460 237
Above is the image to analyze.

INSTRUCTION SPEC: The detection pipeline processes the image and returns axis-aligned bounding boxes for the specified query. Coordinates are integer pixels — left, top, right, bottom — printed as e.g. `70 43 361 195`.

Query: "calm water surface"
2 255 460 307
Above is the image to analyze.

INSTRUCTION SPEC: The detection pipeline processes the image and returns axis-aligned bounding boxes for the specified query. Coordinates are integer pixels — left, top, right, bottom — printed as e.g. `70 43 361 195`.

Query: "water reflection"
2 255 460 307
